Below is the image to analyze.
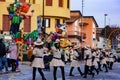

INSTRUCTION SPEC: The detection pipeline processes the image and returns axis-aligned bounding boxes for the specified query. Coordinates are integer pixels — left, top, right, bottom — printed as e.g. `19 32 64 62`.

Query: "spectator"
0 38 8 73
9 42 18 72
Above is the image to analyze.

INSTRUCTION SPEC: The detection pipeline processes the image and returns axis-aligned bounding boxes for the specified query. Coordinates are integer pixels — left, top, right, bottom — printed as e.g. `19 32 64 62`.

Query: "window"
44 18 50 28
24 17 31 32
55 19 60 25
0 0 5 2
67 0 70 8
33 0 35 4
59 0 63 7
46 0 52 6
63 20 65 23
2 15 10 31
19 0 26 3
29 0 35 4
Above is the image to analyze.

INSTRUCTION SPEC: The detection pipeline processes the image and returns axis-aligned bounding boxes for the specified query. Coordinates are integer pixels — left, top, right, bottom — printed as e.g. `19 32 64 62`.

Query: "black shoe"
97 70 99 75
92 73 95 78
80 73 84 76
69 74 74 76
105 71 108 72
83 76 87 78
43 78 46 80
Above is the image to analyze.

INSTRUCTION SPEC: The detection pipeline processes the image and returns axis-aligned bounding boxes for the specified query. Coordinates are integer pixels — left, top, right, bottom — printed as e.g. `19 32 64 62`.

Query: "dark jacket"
0 42 6 57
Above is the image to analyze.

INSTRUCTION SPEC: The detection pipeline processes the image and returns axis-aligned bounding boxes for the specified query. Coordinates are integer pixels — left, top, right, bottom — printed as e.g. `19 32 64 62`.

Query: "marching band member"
96 49 102 71
31 39 46 80
101 51 108 72
50 39 65 80
69 46 83 76
109 52 115 70
83 46 94 78
91 49 99 75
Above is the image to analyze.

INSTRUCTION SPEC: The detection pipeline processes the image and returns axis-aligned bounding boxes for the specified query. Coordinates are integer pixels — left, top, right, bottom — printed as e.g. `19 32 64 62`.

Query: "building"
96 28 106 49
80 16 98 48
66 11 98 48
0 0 70 33
66 10 82 47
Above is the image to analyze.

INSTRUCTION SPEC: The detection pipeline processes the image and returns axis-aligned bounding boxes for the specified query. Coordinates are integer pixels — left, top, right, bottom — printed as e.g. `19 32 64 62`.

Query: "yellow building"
0 0 70 33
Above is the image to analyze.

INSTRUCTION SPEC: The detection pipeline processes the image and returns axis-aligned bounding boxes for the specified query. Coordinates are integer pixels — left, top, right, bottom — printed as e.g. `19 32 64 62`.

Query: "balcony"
67 31 86 40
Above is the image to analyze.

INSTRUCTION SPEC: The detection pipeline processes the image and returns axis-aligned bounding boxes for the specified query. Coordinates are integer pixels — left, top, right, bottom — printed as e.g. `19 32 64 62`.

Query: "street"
0 62 120 80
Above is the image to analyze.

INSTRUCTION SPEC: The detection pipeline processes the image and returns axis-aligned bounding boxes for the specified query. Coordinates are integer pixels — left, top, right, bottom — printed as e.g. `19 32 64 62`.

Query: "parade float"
7 0 33 61
6 0 72 61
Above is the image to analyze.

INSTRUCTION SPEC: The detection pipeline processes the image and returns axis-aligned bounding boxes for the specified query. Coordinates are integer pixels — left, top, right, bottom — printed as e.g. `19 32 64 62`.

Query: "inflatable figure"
7 1 33 34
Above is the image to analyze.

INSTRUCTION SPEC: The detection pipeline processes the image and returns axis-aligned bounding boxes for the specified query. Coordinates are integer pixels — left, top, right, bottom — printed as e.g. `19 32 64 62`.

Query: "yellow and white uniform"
31 48 45 68
50 46 65 67
70 49 80 67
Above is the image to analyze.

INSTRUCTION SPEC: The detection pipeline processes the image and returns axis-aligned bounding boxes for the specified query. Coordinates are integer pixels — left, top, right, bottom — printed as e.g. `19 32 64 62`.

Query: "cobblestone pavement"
0 62 120 80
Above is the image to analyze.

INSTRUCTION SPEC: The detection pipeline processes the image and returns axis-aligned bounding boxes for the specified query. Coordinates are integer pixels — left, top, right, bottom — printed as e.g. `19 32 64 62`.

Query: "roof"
66 10 82 23
83 16 99 27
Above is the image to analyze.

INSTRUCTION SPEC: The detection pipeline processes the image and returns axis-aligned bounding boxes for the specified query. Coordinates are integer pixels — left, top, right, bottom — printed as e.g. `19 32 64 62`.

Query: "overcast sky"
70 0 120 28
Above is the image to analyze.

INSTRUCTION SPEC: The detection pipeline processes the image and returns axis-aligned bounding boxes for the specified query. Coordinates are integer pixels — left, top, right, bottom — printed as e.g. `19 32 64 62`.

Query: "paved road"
0 62 120 80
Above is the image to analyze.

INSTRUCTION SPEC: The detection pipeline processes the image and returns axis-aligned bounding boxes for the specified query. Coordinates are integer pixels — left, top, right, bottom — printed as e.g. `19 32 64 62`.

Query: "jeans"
0 57 8 71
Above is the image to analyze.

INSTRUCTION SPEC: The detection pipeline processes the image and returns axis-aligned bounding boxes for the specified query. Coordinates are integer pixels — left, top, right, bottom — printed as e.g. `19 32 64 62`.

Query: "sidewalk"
0 62 32 80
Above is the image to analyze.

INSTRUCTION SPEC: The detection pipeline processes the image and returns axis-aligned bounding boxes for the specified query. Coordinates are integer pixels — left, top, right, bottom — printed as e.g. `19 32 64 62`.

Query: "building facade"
0 0 70 33
81 16 98 48
66 11 98 48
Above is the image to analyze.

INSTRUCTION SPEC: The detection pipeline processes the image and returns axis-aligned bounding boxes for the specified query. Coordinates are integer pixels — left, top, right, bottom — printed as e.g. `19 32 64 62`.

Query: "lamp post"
104 14 108 48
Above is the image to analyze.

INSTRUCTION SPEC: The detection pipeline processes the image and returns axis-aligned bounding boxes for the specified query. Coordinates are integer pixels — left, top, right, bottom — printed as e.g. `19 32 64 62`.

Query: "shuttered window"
19 0 26 3
3 15 10 31
0 0 5 2
59 0 63 7
24 17 31 32
55 19 60 25
46 0 52 6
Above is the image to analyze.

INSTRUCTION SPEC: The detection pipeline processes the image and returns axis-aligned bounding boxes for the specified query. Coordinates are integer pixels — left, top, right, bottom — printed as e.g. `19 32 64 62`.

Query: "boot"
69 67 74 76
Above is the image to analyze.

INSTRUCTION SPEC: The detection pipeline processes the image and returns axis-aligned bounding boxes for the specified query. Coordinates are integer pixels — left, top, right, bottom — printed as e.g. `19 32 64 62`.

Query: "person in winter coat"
0 38 8 73
9 42 18 72
31 39 46 80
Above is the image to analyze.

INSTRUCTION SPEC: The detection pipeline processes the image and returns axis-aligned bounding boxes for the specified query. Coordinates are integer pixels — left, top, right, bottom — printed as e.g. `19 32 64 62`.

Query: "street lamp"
104 14 108 48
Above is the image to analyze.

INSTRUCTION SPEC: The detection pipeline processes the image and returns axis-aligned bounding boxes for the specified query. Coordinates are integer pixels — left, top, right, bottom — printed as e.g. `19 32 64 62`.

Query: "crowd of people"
0 33 116 80
28 38 116 80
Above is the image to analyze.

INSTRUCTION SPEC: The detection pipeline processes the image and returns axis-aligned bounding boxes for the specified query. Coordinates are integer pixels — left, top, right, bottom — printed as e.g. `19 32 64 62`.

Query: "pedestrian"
30 39 46 80
50 39 65 80
0 38 8 73
9 42 18 72
69 47 83 76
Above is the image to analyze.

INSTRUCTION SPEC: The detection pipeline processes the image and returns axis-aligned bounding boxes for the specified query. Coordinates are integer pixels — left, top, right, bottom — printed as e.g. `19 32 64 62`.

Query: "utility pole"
42 0 45 34
81 0 84 48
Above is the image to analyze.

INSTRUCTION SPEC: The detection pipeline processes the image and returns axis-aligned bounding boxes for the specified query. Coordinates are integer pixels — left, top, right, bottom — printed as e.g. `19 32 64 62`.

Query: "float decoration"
7 0 33 35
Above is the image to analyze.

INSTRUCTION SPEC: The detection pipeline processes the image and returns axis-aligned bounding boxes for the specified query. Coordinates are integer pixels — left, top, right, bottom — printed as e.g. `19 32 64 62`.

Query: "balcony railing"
67 31 86 39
